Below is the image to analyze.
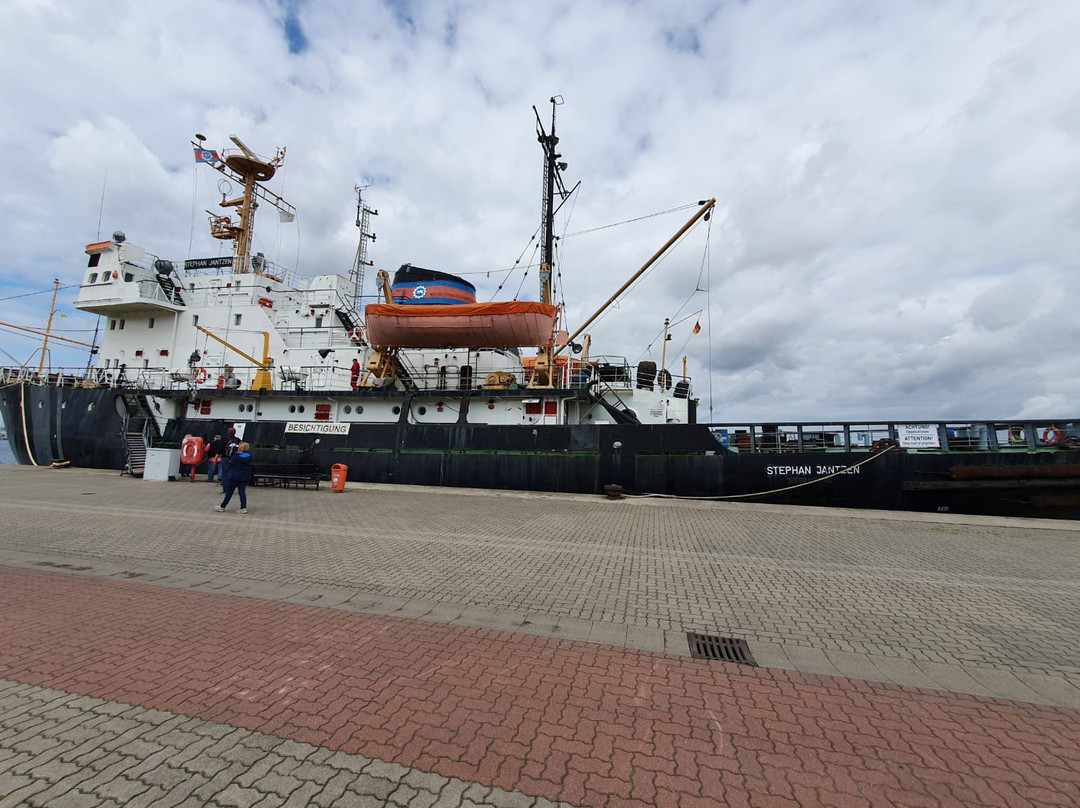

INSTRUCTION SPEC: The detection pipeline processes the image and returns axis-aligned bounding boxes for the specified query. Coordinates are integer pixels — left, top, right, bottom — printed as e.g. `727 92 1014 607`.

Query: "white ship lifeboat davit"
364 301 558 348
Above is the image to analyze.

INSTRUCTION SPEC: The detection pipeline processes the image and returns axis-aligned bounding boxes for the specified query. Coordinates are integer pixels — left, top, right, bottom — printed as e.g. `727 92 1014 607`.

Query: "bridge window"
109 320 116 330
148 318 155 329
87 254 100 268
124 272 134 282
192 314 199 327
234 314 242 326
119 320 125 330
88 273 98 284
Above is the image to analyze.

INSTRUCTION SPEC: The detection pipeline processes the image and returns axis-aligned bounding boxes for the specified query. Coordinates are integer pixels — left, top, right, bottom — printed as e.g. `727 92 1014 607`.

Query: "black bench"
250 463 323 489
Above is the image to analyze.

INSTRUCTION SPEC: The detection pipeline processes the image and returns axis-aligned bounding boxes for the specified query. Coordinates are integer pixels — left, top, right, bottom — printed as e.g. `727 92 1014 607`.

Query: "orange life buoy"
193 367 209 384
348 326 363 343
180 435 205 465
1042 426 1062 444
111 271 118 279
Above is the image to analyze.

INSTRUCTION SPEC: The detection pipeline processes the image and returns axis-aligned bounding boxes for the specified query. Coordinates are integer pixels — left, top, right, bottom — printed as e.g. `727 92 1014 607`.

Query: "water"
0 439 17 465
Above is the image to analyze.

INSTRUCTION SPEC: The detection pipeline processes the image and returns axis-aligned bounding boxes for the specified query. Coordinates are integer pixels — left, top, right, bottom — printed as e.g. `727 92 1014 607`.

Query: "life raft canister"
1042 425 1063 445
180 435 205 466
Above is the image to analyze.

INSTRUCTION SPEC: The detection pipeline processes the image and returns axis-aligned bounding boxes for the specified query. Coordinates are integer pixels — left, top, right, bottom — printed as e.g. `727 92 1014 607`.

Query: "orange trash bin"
330 463 348 492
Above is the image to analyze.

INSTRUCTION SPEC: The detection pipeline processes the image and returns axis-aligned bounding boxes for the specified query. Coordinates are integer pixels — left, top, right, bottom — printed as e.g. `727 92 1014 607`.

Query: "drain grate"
686 632 756 665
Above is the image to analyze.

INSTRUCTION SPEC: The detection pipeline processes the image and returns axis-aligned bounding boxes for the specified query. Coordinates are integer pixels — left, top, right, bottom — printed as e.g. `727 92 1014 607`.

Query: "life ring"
348 326 363 343
193 367 209 384
1042 426 1062 445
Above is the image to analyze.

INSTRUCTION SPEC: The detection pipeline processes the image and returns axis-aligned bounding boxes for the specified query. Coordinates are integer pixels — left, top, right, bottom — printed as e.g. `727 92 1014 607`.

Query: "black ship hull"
4 383 1080 520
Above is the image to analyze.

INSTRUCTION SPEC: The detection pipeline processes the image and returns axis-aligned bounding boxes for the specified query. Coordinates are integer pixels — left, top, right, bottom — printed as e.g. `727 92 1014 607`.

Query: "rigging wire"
703 212 714 420
561 202 698 239
0 284 81 302
188 157 199 258
584 218 707 338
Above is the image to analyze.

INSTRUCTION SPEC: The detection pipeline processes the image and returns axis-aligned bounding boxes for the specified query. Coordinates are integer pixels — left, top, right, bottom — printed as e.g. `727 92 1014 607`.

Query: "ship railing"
706 420 1080 453
0 366 106 388
131 279 181 307
282 327 363 350
179 255 303 288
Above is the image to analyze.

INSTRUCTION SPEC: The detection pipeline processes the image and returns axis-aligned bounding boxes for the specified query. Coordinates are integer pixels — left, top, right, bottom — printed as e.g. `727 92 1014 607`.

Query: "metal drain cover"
686 632 756 665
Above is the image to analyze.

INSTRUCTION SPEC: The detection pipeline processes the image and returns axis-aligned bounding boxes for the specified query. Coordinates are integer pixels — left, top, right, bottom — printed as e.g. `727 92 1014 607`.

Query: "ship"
3 102 1080 519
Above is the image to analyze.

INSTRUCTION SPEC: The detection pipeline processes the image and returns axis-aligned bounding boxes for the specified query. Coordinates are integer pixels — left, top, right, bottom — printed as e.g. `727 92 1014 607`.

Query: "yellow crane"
195 325 274 391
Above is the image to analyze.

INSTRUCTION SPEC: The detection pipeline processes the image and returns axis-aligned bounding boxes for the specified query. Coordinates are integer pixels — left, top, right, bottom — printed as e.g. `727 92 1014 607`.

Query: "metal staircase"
118 392 161 476
153 260 186 304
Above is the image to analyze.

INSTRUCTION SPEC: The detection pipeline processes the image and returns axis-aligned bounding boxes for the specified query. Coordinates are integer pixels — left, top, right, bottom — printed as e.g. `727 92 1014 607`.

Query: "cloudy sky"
2 0 1079 423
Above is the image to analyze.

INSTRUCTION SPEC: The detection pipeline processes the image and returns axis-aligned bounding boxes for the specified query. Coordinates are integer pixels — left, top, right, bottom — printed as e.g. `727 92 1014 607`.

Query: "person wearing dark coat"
219 427 240 491
205 434 225 483
217 442 252 513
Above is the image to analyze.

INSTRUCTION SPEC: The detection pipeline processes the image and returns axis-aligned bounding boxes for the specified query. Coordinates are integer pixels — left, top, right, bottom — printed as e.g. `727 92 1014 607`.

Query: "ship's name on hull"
284 422 350 435
766 464 861 476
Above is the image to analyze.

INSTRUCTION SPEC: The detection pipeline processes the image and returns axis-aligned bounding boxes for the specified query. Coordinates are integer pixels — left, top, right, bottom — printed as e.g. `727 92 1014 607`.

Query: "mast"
350 185 378 312
36 279 60 374
195 134 294 275
530 96 572 387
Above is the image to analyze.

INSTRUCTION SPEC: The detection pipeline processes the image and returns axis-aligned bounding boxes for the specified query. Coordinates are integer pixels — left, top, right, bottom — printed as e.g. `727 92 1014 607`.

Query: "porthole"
355 405 363 414
88 402 95 412
288 405 296 413
38 401 43 409
298 405 305 413
344 405 352 414
238 404 245 413
61 402 67 409
246 404 254 412
392 405 400 415
417 406 427 415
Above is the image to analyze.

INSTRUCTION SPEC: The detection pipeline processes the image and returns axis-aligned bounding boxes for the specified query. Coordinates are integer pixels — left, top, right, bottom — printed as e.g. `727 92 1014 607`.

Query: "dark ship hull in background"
5 378 1079 520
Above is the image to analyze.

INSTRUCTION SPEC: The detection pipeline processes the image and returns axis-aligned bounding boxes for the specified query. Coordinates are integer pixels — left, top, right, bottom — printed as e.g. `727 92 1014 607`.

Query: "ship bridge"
75 234 186 316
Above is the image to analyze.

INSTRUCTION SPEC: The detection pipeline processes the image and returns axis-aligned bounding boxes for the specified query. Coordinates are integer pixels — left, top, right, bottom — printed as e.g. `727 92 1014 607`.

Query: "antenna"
96 168 108 240
229 135 258 159
349 185 378 312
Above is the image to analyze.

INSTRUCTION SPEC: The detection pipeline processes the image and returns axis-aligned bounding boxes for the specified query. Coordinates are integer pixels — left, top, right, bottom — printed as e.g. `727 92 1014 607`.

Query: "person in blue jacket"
216 442 252 513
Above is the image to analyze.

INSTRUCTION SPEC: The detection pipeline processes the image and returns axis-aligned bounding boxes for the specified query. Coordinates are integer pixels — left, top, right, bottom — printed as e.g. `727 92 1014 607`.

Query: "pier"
1 465 1078 807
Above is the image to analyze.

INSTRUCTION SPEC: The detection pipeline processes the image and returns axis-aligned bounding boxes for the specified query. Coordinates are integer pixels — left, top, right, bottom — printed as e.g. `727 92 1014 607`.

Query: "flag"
279 209 296 223
194 147 220 163
692 320 701 334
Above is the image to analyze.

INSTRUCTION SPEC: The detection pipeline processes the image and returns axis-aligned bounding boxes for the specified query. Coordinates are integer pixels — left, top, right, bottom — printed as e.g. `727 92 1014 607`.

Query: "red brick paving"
1 567 1078 808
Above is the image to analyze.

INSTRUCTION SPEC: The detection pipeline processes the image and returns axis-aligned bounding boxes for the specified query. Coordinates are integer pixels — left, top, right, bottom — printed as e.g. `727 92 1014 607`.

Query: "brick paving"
2 567 1080 807
0 466 1077 685
1 465 1080 806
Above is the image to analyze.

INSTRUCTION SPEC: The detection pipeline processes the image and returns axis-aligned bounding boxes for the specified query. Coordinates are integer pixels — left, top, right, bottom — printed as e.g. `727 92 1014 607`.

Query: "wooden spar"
36 280 60 374
554 198 715 357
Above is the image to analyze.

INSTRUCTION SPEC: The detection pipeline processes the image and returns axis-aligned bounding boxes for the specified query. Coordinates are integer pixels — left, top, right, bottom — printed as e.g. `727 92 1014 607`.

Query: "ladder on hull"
122 431 146 477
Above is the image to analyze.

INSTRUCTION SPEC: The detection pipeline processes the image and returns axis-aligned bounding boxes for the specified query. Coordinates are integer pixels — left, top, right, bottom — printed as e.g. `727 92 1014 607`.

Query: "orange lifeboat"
364 301 558 348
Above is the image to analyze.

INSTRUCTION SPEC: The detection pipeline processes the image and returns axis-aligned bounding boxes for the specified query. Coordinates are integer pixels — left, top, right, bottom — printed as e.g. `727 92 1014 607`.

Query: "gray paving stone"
913 661 997 698
825 648 894 683
962 666 1050 704
1013 672 1080 709
864 655 943 690
624 625 666 653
